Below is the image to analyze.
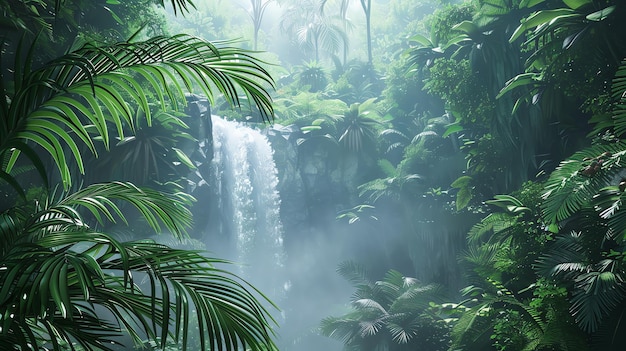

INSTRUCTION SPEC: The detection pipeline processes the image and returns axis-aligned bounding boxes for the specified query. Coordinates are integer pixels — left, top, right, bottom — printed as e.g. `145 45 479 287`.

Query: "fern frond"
611 59 626 136
539 316 588 351
461 243 502 272
467 212 517 244
449 301 496 349
535 231 587 277
337 260 372 287
542 142 626 224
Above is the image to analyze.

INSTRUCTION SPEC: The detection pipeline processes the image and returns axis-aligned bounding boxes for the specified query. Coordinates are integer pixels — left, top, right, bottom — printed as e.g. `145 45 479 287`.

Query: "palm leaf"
536 231 626 333
386 317 420 344
337 260 372 288
610 59 626 136
570 264 625 333
535 231 587 277
0 183 277 350
1 35 275 191
319 315 361 345
541 142 626 224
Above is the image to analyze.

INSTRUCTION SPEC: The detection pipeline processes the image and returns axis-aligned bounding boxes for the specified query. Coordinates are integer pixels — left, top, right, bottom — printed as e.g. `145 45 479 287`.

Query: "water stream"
207 116 287 301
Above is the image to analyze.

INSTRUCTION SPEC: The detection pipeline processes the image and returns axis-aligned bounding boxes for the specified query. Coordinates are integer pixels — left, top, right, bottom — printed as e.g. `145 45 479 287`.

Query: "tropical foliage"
320 261 450 351
0 182 277 351
6 0 626 349
314 0 626 350
0 0 280 349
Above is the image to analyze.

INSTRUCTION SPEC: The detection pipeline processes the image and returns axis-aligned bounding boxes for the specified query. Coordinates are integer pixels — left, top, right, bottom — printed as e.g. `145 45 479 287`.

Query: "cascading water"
207 116 287 301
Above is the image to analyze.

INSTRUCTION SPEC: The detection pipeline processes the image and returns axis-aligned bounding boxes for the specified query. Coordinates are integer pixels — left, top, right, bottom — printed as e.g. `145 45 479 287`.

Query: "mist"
4 0 626 350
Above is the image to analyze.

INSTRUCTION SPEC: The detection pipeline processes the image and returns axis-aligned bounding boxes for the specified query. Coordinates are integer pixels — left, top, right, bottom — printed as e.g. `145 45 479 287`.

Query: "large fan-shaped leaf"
322 262 446 350
541 142 626 224
0 183 277 350
1 35 275 192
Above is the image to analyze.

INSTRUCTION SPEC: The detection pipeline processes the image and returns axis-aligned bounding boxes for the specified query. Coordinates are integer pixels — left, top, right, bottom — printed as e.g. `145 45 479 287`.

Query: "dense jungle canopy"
2 0 626 350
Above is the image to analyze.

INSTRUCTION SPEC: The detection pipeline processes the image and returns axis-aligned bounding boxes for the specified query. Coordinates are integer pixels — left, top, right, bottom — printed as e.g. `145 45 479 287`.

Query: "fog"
157 1 460 350
4 0 621 349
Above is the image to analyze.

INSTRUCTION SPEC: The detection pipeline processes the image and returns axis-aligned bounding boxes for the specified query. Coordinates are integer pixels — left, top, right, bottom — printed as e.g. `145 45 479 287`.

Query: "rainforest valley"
2 0 626 350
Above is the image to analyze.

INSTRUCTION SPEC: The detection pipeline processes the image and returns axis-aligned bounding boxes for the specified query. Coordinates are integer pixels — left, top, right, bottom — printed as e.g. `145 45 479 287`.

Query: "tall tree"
280 0 348 61
322 0 373 65
248 0 273 50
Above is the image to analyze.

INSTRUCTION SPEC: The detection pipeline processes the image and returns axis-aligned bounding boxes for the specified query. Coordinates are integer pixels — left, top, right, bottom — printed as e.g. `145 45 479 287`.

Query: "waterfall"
207 116 286 300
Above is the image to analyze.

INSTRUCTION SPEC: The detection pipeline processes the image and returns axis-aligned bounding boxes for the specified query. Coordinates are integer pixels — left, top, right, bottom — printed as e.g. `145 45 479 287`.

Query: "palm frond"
537 230 626 333
353 299 388 315
570 270 625 333
319 316 360 345
467 212 517 245
357 318 385 338
541 142 626 224
1 234 277 350
0 182 277 350
411 130 438 143
591 187 626 242
379 270 405 293
1 35 275 191
386 317 420 344
337 260 372 287
535 231 587 277
390 285 441 314
610 59 626 136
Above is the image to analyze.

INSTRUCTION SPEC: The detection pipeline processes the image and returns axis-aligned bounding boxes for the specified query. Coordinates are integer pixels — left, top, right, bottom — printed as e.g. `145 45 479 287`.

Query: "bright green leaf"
563 0 592 9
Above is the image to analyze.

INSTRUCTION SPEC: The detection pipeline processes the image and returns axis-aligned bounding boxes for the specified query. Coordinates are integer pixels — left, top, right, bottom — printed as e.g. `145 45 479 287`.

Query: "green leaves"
541 144 626 224
1 34 275 191
586 5 615 21
509 9 575 43
322 262 447 350
563 0 592 10
61 181 194 237
0 25 279 351
0 183 277 350
536 232 625 333
609 59 626 137
451 176 473 211
337 99 381 153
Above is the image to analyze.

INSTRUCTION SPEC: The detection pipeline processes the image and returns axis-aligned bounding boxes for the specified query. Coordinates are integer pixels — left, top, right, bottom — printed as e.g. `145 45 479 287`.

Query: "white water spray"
209 116 286 299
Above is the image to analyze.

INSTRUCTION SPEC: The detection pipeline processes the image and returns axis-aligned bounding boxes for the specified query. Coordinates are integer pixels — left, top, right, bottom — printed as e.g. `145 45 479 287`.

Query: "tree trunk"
361 0 372 65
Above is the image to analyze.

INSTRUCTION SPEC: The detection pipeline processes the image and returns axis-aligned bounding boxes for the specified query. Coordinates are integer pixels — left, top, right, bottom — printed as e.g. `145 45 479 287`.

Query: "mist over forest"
2 0 626 350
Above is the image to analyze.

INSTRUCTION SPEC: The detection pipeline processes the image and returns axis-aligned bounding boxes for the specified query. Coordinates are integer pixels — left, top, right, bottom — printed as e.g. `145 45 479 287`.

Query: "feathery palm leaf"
337 98 381 154
541 142 626 224
337 260 372 288
322 261 448 350
536 231 626 333
590 58 626 137
0 34 275 192
0 182 277 350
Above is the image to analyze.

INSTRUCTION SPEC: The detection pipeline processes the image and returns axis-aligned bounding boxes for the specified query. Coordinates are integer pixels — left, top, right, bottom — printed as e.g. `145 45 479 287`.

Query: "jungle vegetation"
3 0 626 350
1 0 277 350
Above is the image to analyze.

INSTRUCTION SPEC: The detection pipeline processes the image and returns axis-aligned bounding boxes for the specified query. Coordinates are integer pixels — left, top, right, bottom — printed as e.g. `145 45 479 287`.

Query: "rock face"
263 124 309 246
263 124 361 247
182 94 214 236
181 97 359 250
